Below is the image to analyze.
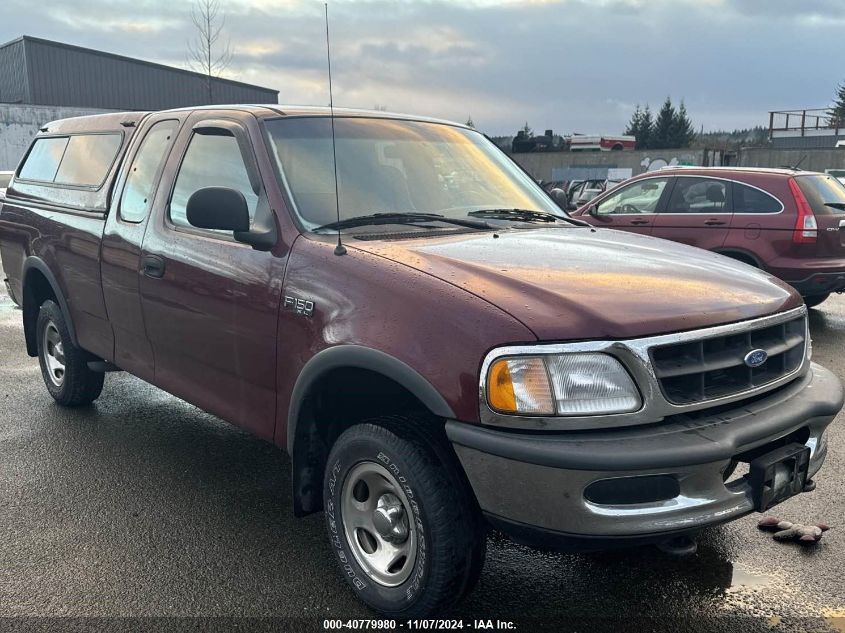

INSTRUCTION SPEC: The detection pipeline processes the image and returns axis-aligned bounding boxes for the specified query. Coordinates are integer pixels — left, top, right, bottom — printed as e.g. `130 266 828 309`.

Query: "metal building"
0 35 278 110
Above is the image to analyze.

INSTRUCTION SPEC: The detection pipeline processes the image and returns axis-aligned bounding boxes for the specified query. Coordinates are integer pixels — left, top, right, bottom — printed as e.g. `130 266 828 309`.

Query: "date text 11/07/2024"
322 620 517 630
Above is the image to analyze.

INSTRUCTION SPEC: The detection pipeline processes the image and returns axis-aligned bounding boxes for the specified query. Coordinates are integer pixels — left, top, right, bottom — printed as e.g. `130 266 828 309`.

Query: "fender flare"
21 256 78 355
286 344 456 455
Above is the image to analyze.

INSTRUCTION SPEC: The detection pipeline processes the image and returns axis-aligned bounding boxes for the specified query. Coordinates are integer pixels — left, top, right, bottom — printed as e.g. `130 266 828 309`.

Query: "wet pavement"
1 261 844 632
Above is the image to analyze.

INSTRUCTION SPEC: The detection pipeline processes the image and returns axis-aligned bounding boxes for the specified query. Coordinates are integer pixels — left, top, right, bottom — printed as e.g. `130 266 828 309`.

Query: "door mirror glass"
186 187 250 232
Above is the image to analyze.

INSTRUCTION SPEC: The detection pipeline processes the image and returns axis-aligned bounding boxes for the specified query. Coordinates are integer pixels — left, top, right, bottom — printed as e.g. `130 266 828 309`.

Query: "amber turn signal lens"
487 357 555 415
488 359 517 413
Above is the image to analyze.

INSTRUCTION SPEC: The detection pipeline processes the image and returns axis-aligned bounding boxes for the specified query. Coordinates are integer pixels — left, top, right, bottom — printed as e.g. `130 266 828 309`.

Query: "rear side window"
732 182 782 214
796 174 845 215
665 178 728 213
120 121 179 223
18 134 122 187
18 137 69 182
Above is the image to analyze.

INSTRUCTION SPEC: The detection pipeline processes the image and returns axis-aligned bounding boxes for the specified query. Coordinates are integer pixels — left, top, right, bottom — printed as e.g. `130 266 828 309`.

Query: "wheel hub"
42 321 66 387
372 493 409 543
341 461 418 587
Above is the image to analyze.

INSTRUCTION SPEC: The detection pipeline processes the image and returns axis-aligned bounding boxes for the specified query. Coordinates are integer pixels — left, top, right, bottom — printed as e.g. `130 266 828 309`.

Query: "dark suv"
572 167 845 307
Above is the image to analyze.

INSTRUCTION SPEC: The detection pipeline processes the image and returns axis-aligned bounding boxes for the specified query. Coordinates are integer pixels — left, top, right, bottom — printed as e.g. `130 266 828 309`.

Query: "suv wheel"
804 293 830 309
36 300 104 406
324 416 486 617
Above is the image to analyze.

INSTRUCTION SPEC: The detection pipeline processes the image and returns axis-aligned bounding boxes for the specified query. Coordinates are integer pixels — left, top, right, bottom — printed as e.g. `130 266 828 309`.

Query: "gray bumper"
447 363 843 543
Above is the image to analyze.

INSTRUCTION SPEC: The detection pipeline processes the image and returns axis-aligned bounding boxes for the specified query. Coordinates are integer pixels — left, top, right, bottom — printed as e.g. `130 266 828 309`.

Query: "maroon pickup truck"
1 106 842 617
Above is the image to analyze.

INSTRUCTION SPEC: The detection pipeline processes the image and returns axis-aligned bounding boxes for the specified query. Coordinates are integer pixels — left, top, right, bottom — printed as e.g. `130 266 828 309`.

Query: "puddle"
726 563 773 592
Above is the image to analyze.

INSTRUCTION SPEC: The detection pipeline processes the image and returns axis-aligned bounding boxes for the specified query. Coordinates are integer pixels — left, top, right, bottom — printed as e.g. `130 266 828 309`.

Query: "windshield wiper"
314 212 490 232
824 202 845 211
467 208 567 223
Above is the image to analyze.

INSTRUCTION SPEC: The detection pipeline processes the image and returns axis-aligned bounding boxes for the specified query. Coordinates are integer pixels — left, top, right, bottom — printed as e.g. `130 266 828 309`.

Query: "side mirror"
186 187 250 232
549 187 568 208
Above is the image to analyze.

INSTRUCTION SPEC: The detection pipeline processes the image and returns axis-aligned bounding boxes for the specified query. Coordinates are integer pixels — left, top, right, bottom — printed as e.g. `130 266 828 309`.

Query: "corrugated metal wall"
771 135 845 150
1 36 277 110
0 39 29 105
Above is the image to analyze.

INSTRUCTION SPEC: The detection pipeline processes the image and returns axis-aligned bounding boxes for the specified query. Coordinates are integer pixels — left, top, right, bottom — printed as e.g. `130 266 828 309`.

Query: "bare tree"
187 0 233 104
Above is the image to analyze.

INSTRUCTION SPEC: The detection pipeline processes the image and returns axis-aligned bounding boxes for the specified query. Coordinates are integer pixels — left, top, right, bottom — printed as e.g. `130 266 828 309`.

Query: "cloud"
1 0 843 135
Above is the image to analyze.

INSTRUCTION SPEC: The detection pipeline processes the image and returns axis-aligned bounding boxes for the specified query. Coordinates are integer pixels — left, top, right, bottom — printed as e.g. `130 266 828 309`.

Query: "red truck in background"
569 134 636 151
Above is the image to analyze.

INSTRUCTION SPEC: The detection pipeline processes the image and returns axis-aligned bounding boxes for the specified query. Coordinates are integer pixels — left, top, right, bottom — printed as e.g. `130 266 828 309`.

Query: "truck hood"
351 227 802 340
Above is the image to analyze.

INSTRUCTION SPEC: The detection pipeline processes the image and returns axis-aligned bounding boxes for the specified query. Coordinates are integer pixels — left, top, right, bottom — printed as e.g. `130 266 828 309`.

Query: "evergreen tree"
625 104 643 148
521 121 533 137
466 115 475 129
625 104 643 137
670 100 696 148
640 105 654 149
831 83 845 127
625 104 655 149
652 97 676 149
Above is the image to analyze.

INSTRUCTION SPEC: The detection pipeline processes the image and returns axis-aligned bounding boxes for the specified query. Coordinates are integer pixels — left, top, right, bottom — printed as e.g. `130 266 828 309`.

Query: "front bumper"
447 363 843 550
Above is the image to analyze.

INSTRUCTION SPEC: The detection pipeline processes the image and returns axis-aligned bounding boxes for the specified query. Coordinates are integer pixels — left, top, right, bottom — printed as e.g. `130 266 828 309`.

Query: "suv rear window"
18 134 122 187
796 174 845 215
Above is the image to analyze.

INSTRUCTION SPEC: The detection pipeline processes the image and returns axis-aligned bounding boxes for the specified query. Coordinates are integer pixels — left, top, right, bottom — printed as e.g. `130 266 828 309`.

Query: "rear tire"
803 293 830 309
36 300 104 406
323 416 486 617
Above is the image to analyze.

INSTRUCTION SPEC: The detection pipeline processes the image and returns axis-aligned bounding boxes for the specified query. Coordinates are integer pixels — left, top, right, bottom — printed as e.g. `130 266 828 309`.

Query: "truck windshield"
265 117 565 231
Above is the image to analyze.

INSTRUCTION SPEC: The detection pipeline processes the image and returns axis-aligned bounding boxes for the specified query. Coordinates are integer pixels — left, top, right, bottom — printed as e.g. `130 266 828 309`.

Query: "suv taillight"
789 177 817 243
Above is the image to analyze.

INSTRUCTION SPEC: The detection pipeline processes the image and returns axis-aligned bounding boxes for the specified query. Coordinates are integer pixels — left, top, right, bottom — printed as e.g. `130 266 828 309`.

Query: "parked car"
1 109 842 617
0 171 12 197
567 178 607 209
572 167 845 307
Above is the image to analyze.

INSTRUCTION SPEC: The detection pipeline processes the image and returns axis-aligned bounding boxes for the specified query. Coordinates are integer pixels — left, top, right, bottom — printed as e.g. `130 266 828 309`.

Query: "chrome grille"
651 315 807 405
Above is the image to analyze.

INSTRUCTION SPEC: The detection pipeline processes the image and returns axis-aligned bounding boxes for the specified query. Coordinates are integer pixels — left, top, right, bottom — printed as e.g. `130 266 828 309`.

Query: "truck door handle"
142 255 166 278
630 219 650 225
704 219 727 226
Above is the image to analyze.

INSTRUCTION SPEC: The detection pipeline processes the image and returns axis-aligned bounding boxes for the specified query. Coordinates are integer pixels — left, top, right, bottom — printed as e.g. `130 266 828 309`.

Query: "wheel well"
22 269 57 357
291 367 441 516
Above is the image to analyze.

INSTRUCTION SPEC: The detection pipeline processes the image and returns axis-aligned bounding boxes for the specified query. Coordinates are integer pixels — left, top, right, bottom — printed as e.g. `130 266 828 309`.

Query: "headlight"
486 353 641 416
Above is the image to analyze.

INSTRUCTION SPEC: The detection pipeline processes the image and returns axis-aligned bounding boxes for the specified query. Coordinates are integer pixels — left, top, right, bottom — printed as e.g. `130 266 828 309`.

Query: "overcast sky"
3 0 844 135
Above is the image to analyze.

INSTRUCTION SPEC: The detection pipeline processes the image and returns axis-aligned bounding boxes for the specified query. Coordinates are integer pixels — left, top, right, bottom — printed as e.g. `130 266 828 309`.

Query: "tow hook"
656 535 698 557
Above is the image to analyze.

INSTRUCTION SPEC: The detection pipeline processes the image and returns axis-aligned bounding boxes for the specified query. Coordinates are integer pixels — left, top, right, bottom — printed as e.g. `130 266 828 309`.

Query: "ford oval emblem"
744 349 768 368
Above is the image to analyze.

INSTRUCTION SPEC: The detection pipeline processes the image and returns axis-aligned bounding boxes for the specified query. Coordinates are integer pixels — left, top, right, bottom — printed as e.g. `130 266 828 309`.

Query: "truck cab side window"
169 132 259 230
120 120 179 223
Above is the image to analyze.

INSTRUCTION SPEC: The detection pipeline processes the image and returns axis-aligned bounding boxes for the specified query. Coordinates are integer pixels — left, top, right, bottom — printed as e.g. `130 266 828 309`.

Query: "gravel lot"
1 260 844 632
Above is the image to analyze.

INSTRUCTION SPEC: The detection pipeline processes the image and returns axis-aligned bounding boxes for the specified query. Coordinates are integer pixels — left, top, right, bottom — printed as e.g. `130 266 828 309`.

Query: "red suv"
572 167 845 307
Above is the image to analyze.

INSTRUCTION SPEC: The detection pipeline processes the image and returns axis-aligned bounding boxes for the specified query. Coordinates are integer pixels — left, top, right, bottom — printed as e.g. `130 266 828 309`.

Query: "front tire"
804 293 830 309
324 416 486 618
36 300 104 406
